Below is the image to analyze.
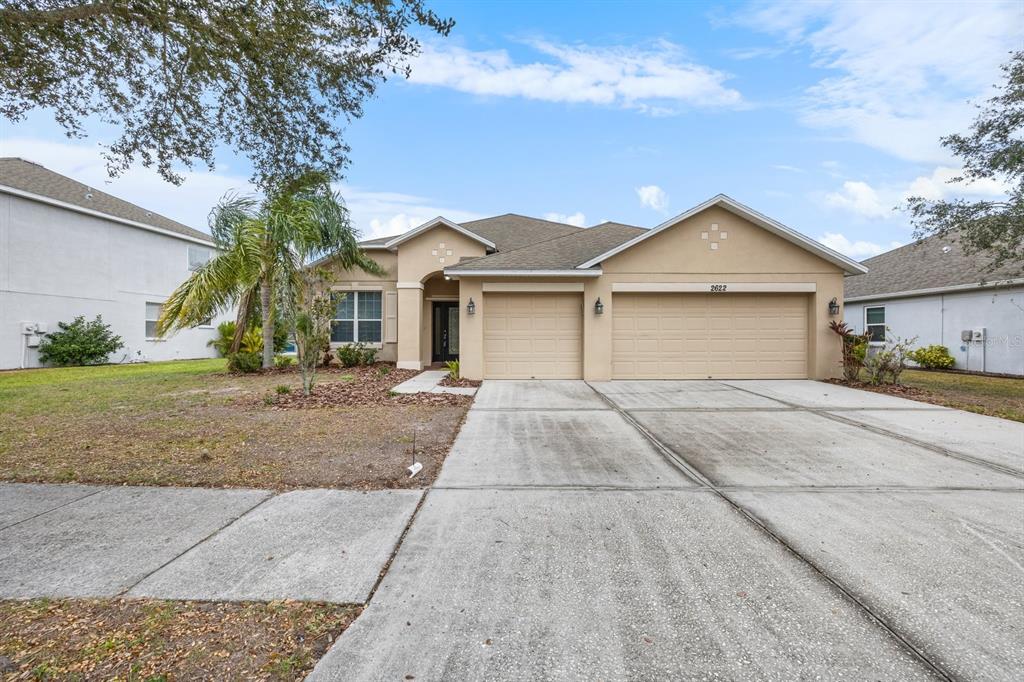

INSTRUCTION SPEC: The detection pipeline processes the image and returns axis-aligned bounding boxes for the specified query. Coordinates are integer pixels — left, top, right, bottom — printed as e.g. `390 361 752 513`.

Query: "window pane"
358 320 381 343
867 324 886 343
331 320 353 343
145 320 158 338
448 307 459 354
146 302 163 320
358 291 382 320
333 293 354 320
188 246 211 270
866 307 885 324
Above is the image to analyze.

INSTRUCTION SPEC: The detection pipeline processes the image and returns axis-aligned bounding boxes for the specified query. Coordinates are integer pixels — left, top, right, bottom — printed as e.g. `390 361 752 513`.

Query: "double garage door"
481 292 808 380
612 293 808 379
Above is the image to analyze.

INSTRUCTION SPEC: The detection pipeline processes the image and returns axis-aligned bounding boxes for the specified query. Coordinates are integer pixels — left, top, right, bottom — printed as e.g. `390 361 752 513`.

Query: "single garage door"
612 293 808 379
484 293 582 379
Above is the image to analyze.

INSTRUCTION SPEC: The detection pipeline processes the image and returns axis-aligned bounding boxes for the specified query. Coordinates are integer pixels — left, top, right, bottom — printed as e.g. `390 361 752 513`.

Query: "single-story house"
844 233 1024 376
0 158 230 369
323 194 867 381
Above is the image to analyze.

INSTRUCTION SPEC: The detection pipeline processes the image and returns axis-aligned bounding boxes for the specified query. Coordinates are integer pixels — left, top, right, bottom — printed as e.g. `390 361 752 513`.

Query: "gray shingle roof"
0 157 213 243
458 213 584 251
447 221 647 272
844 231 1022 299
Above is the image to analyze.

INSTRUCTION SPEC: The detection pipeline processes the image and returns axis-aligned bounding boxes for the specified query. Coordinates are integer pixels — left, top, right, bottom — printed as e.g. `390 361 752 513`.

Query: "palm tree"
156 171 384 368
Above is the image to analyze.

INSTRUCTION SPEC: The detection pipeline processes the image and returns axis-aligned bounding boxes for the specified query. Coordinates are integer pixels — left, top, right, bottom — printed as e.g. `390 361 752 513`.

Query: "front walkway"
0 486 420 604
391 369 477 396
310 379 1023 680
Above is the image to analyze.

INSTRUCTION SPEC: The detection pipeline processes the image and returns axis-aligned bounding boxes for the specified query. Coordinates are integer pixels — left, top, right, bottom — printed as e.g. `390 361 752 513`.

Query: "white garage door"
484 293 582 379
612 293 808 379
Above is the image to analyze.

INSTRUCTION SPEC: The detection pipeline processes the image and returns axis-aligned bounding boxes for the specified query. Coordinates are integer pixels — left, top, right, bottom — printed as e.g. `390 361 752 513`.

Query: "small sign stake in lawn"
407 431 423 478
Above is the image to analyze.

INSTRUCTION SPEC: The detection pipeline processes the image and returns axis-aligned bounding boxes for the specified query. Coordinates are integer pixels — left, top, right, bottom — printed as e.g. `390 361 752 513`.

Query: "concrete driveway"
310 380 1024 680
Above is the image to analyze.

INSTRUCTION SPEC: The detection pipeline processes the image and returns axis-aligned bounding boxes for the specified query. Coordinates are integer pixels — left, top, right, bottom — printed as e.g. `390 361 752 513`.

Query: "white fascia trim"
359 244 391 250
483 282 585 292
844 277 1024 303
576 194 868 276
612 282 816 293
0 184 216 247
444 269 602 278
396 281 425 289
384 216 496 250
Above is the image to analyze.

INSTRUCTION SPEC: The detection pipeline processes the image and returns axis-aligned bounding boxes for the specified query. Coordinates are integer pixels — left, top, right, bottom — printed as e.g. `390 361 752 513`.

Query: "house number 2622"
709 284 728 292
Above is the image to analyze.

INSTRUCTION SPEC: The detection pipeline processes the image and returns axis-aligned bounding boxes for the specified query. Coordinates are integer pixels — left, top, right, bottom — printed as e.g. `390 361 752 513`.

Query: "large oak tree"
0 1 453 188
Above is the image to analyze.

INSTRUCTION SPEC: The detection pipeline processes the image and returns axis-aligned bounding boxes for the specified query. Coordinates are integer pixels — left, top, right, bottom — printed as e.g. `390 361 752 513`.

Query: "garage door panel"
484 293 582 379
613 293 808 379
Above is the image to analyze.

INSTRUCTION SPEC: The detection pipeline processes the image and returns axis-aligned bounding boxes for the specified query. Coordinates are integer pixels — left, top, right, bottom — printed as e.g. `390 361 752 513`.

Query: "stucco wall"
845 286 1024 375
321 250 399 362
0 193 229 370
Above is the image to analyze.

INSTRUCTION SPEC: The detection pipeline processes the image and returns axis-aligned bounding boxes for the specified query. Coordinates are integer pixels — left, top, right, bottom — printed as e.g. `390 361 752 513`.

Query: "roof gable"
577 194 867 275
383 216 496 250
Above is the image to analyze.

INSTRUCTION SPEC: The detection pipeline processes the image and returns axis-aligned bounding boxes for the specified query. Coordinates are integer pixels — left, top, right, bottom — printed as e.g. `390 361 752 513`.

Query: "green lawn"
0 359 467 489
898 369 1024 422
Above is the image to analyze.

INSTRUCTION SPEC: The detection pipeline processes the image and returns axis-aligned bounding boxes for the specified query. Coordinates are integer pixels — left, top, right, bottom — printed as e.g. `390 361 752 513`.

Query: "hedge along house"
323 195 867 381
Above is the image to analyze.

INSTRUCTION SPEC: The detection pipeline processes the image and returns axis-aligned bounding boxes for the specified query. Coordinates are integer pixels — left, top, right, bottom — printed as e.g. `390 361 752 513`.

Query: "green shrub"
38 315 124 366
445 359 460 380
376 364 392 377
227 351 262 373
336 342 377 367
908 344 956 369
863 334 917 385
207 321 237 357
273 354 295 369
275 384 291 394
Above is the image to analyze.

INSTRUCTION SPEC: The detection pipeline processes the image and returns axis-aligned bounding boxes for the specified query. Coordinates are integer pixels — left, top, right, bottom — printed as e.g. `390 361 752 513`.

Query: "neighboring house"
844 233 1024 376
0 158 228 369
322 194 866 381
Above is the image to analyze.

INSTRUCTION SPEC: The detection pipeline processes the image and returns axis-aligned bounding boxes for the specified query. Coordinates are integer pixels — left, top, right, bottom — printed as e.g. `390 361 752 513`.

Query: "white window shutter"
385 291 398 343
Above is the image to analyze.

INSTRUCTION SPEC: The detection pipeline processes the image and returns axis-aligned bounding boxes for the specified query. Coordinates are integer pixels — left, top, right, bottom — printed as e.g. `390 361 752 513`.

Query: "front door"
432 302 460 363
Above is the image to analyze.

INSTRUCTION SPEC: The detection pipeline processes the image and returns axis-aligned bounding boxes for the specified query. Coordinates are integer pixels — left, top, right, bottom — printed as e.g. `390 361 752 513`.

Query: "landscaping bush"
828 320 871 382
227 351 262 373
274 354 295 369
38 315 124 366
908 344 956 370
207 321 237 357
336 342 377 367
863 334 917 385
445 359 460 380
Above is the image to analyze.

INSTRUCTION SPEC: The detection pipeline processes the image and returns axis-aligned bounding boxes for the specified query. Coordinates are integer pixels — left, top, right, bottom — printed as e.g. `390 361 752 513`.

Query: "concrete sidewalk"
0 483 421 603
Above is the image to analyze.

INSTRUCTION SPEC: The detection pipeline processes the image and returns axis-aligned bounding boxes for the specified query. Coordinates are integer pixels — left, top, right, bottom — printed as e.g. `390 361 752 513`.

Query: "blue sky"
2 0 1020 259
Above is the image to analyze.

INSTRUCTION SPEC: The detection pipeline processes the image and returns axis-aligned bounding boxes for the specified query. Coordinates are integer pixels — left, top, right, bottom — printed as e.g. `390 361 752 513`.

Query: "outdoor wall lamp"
594 297 604 315
828 297 840 316
467 297 476 315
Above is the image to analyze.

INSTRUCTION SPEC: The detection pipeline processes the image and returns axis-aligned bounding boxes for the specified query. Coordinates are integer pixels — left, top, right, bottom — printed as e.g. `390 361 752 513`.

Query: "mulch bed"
826 378 934 401
0 598 359 681
438 375 482 388
254 364 473 409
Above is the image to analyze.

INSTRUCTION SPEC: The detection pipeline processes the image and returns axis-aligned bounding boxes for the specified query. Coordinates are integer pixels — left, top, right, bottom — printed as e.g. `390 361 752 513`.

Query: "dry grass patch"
0 597 357 681
0 360 470 489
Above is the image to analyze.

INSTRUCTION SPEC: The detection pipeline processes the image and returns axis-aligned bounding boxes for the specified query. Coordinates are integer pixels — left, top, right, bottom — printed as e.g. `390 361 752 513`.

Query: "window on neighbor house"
865 306 886 343
331 291 382 344
145 302 163 339
188 246 212 271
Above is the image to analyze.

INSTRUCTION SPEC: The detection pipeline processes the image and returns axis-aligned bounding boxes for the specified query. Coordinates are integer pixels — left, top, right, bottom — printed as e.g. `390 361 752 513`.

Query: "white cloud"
823 181 889 219
817 232 903 259
905 166 1010 201
543 211 587 227
409 39 743 114
737 1 1021 163
636 185 669 212
772 164 804 173
823 167 1011 220
2 137 481 241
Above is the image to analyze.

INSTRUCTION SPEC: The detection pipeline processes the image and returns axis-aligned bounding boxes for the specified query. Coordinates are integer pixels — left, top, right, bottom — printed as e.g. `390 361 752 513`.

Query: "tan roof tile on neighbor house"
0 157 213 243
844 231 1022 300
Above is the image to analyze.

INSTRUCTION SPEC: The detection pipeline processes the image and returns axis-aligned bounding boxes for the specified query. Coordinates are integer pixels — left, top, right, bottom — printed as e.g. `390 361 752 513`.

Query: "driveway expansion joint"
583 380 957 682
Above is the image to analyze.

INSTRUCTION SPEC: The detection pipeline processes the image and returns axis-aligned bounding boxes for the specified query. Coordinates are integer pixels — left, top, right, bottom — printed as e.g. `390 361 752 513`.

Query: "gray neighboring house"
0 157 229 370
844 233 1023 375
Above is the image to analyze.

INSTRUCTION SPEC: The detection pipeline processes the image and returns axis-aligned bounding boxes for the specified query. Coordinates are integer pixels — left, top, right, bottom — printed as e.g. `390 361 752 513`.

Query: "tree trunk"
261 278 274 369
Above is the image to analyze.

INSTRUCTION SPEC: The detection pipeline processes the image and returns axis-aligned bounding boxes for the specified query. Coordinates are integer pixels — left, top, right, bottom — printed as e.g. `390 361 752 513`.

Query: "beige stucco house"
323 195 867 381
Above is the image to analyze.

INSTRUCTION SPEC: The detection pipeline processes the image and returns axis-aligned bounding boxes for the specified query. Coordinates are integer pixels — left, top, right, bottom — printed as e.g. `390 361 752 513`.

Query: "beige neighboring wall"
596 205 845 380
321 249 398 362
395 226 487 370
